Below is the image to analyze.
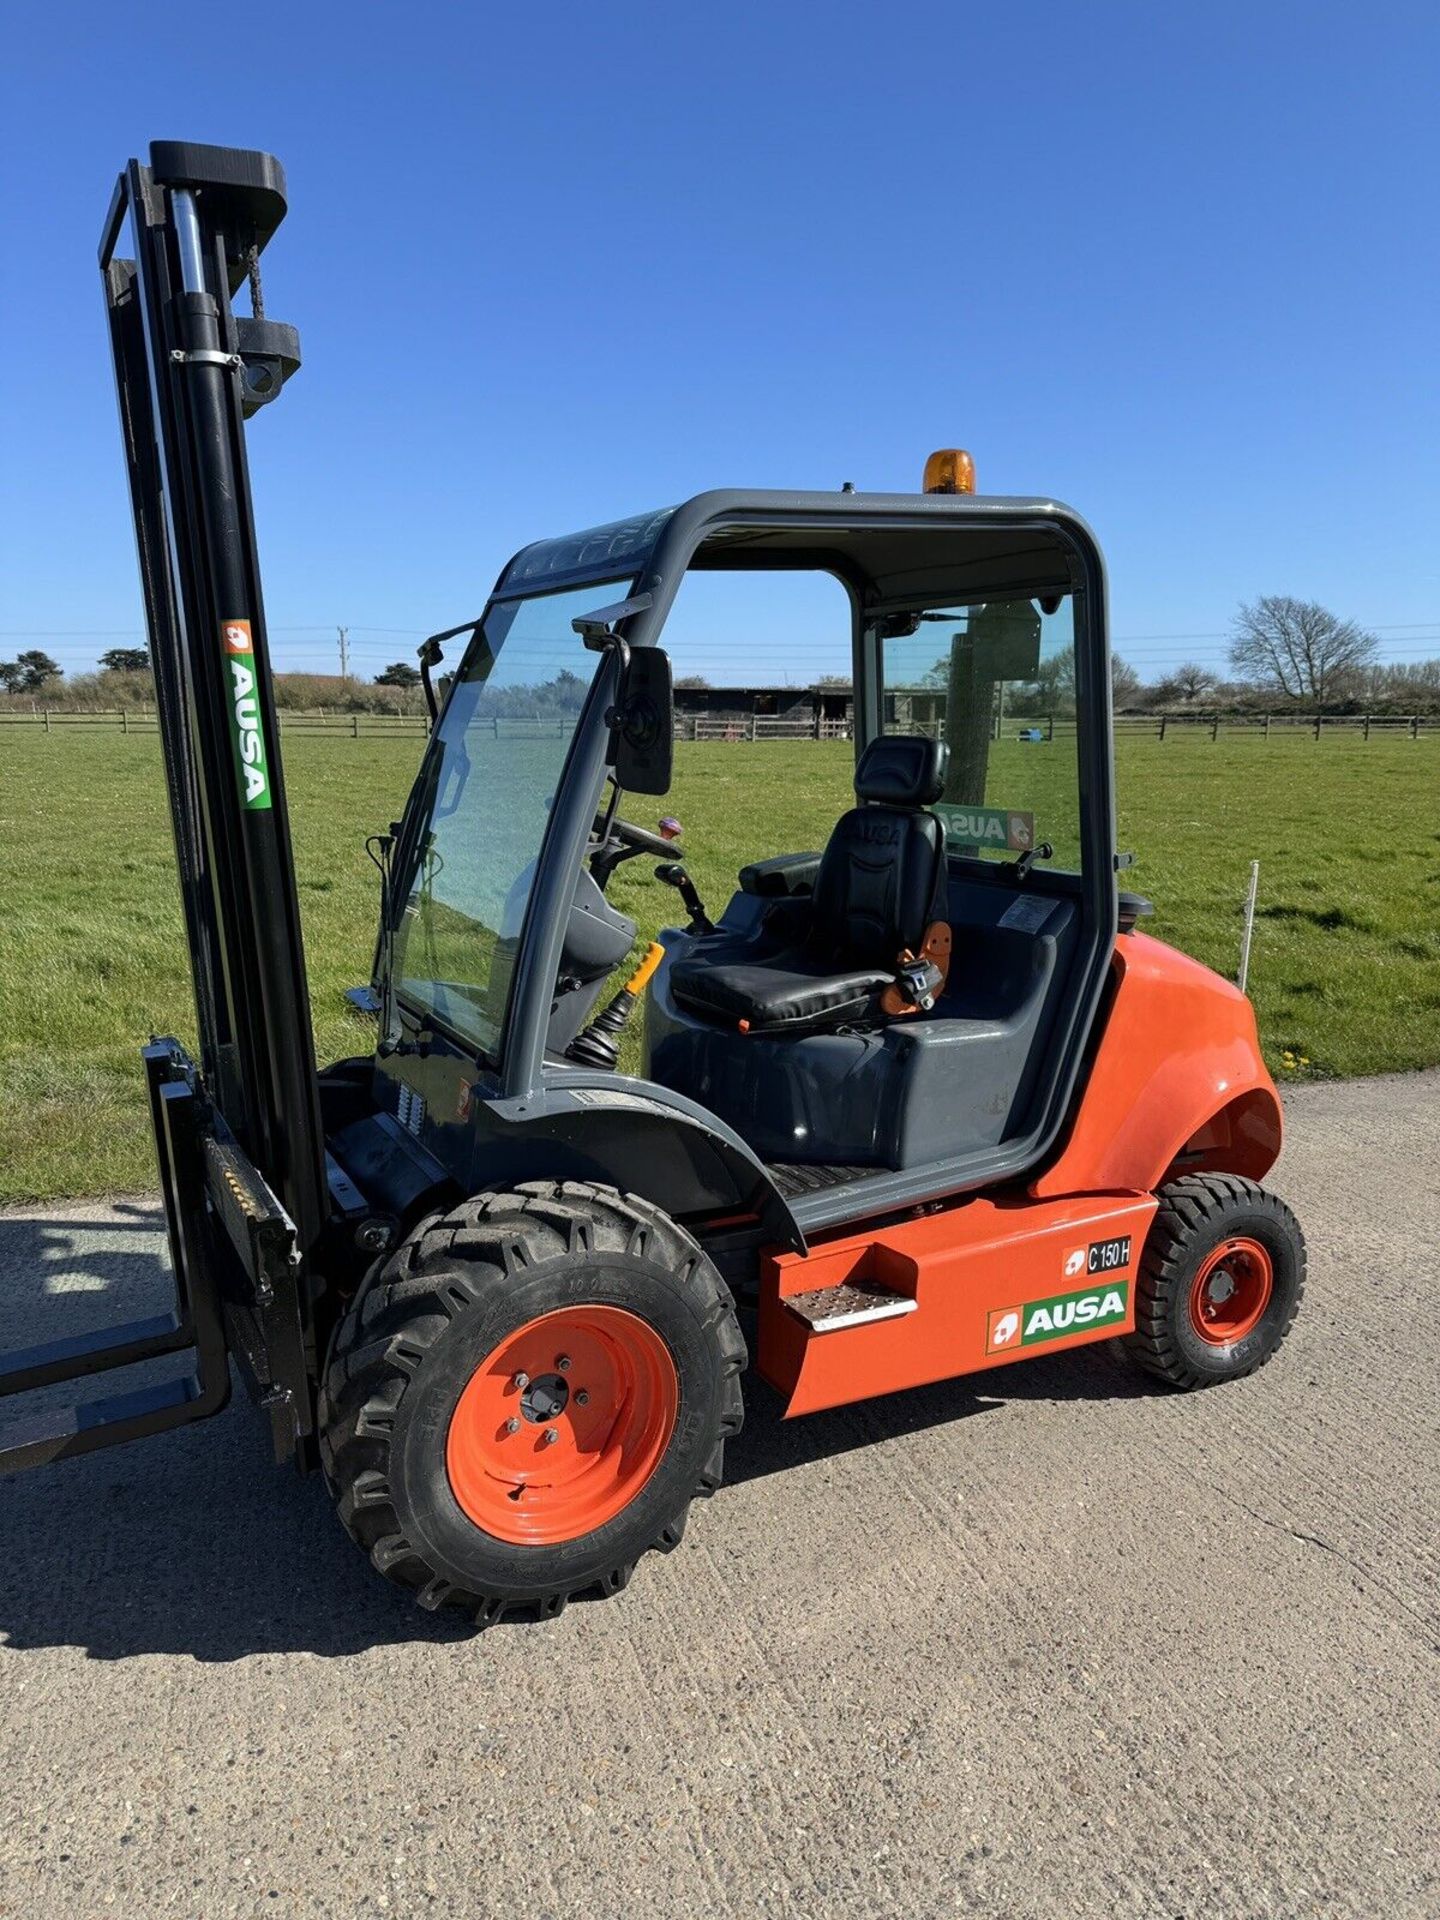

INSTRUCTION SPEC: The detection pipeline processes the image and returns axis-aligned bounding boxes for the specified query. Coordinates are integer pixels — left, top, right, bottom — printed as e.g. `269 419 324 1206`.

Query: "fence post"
1313 713 1322 741
351 713 359 739
1211 712 1219 742
43 709 51 734
1411 714 1420 740
121 708 128 735
1158 714 1167 742
1237 859 1260 994
1046 713 1054 742
1263 712 1271 739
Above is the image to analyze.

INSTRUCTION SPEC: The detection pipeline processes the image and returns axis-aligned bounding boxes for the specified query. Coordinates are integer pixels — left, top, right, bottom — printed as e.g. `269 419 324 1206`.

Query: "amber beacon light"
922 448 976 495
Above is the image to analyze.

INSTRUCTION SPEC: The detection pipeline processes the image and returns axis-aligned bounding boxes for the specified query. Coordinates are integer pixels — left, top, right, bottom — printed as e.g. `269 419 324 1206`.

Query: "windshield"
389 581 624 1057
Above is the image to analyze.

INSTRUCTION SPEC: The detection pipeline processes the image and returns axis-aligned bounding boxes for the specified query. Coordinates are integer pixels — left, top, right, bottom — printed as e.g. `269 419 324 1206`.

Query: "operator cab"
373 465 1117 1231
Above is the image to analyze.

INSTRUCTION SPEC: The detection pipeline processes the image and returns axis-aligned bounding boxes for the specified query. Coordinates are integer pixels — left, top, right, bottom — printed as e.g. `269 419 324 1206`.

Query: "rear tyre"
1124 1174 1305 1390
319 1181 745 1622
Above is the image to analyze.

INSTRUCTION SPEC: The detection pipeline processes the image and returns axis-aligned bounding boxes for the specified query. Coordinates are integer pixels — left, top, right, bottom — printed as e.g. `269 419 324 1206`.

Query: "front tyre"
319 1182 746 1622
1124 1174 1305 1390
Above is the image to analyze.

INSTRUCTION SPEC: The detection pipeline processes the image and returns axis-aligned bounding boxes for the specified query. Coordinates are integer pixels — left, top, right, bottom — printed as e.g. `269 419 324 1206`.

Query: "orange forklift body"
758 931 1283 1416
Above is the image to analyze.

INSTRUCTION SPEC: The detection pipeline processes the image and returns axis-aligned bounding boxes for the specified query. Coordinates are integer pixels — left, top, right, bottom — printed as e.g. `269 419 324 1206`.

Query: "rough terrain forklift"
0 144 1305 1622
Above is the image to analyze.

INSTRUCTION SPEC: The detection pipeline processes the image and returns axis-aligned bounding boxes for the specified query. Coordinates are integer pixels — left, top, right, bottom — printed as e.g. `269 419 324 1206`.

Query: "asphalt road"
1 1072 1437 1919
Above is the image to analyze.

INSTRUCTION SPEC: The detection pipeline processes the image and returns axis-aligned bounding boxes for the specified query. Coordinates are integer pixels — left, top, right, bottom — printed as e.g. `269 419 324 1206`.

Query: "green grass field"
2 729 1437 1202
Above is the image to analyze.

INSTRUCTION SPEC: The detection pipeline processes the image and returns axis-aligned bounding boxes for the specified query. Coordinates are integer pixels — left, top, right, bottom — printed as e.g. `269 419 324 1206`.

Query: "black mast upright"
99 143 327 1262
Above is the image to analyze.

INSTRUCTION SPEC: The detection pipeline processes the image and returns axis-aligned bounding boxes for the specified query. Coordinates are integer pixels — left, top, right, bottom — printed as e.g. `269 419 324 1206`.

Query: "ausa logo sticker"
934 804 1035 852
986 1280 1130 1353
221 619 271 810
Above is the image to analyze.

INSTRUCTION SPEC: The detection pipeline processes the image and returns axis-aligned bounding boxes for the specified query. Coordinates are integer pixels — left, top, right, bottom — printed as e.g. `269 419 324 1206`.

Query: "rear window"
876 596 1081 869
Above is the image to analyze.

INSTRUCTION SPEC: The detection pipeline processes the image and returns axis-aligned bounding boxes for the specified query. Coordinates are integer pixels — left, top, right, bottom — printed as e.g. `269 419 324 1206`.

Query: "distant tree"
99 646 150 673
673 674 711 689
1152 661 1219 705
1374 658 1440 702
1 649 62 692
375 661 421 690
1230 596 1377 704
1030 644 1076 713
813 674 852 689
1110 652 1142 707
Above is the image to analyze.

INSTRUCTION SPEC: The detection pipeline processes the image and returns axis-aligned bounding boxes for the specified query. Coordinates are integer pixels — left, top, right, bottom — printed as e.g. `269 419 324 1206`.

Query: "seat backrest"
810 736 949 966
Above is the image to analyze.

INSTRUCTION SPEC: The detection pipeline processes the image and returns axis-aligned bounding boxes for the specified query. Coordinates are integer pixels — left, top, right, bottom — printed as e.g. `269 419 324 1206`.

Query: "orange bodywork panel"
759 1191 1157 1416
755 930 1280 1419
1031 931 1282 1200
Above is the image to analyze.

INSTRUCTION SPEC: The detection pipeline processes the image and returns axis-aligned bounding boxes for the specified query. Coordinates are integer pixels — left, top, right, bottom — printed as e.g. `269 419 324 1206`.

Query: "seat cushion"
669 946 893 1034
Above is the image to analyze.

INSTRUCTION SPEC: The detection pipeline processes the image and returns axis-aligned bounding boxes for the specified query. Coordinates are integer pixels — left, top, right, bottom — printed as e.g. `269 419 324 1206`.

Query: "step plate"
784 1282 918 1333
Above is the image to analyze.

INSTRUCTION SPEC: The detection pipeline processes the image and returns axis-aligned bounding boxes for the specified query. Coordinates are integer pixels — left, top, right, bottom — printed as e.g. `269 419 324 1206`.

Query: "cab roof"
493 488 1101 610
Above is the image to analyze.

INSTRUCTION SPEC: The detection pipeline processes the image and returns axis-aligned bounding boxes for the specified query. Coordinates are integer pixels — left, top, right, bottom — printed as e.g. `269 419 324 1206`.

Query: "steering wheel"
591 811 679 860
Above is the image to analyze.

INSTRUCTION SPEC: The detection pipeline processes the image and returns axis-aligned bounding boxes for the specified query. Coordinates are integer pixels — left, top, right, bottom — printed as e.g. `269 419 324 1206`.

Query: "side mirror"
612 646 673 795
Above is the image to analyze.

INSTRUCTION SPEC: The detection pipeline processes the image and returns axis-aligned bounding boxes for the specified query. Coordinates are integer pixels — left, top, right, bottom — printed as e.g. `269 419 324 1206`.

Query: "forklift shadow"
0 1403 480 1663
0 1208 477 1663
726 1341 1157 1486
0 1343 1158 1665
0 1208 1158 1662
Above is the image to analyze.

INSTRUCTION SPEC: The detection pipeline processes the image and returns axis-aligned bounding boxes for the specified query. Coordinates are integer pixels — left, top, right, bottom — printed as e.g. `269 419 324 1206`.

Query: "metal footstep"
784 1281 918 1333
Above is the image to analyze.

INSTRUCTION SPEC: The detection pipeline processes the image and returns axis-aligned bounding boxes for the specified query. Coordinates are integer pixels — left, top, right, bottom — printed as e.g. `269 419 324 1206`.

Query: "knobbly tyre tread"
318 1180 745 1623
1123 1172 1305 1390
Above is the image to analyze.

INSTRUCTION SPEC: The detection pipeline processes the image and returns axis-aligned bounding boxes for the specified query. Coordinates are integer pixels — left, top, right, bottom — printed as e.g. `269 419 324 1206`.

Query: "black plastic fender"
469 1074 803 1252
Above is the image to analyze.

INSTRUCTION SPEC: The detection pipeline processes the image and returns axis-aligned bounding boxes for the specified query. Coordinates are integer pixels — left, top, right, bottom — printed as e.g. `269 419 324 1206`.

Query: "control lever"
1013 839 1054 882
655 862 715 936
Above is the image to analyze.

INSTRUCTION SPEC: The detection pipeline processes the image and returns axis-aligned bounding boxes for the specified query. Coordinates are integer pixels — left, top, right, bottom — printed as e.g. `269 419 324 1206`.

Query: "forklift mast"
99 141 326 1249
0 144 333 1472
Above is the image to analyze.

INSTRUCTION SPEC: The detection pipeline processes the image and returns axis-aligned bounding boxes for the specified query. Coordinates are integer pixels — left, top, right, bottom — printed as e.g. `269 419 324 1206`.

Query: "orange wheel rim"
446 1305 678 1545
1188 1237 1274 1346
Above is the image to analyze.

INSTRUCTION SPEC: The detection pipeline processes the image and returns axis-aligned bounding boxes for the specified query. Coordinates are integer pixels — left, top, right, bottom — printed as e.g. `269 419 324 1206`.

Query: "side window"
878 598 1082 868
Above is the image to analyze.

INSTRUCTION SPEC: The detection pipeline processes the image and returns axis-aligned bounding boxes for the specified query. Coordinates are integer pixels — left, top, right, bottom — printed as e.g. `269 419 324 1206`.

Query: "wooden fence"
0 706 432 737
684 714 853 742
2 706 1434 743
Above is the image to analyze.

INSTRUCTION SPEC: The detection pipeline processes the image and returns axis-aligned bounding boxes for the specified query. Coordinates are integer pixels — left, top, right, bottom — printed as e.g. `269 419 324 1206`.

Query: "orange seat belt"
881 920 953 1018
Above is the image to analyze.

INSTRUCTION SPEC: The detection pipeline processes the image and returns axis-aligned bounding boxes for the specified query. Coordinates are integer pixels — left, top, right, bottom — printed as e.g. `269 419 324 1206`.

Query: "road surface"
1 1071 1437 1918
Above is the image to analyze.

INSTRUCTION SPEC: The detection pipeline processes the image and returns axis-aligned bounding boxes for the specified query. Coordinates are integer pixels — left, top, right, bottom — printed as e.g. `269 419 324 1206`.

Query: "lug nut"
556 1354 571 1371
542 1427 559 1446
505 1417 521 1434
575 1390 590 1406
512 1371 529 1389
354 1218 393 1254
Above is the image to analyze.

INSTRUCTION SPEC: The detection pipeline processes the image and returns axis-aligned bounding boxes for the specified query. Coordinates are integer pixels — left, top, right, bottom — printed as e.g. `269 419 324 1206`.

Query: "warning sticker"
998 894 1055 934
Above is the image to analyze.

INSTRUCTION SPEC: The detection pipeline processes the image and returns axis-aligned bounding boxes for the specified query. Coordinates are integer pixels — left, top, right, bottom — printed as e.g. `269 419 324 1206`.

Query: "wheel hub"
520 1372 569 1422
1189 1236 1274 1346
446 1305 678 1546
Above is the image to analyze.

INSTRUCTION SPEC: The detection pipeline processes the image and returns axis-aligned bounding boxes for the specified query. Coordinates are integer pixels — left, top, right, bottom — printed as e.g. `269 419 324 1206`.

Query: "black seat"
670 735 950 1035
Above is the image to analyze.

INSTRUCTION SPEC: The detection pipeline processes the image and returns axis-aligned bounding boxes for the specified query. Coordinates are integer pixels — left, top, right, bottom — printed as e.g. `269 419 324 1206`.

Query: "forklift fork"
0 1047 228 1469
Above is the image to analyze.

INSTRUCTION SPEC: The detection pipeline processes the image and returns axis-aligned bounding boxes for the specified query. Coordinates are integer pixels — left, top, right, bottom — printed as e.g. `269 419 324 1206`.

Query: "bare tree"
1150 661 1219 705
1230 596 1377 704
1110 651 1142 708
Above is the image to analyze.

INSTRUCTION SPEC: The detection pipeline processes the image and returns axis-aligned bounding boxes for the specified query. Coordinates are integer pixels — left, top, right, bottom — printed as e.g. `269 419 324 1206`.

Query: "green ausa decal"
221 619 272 810
986 1280 1130 1354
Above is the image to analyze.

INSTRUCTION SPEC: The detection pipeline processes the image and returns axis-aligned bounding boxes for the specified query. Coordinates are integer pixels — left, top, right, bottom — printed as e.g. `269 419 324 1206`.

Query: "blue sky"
3 1 1437 687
